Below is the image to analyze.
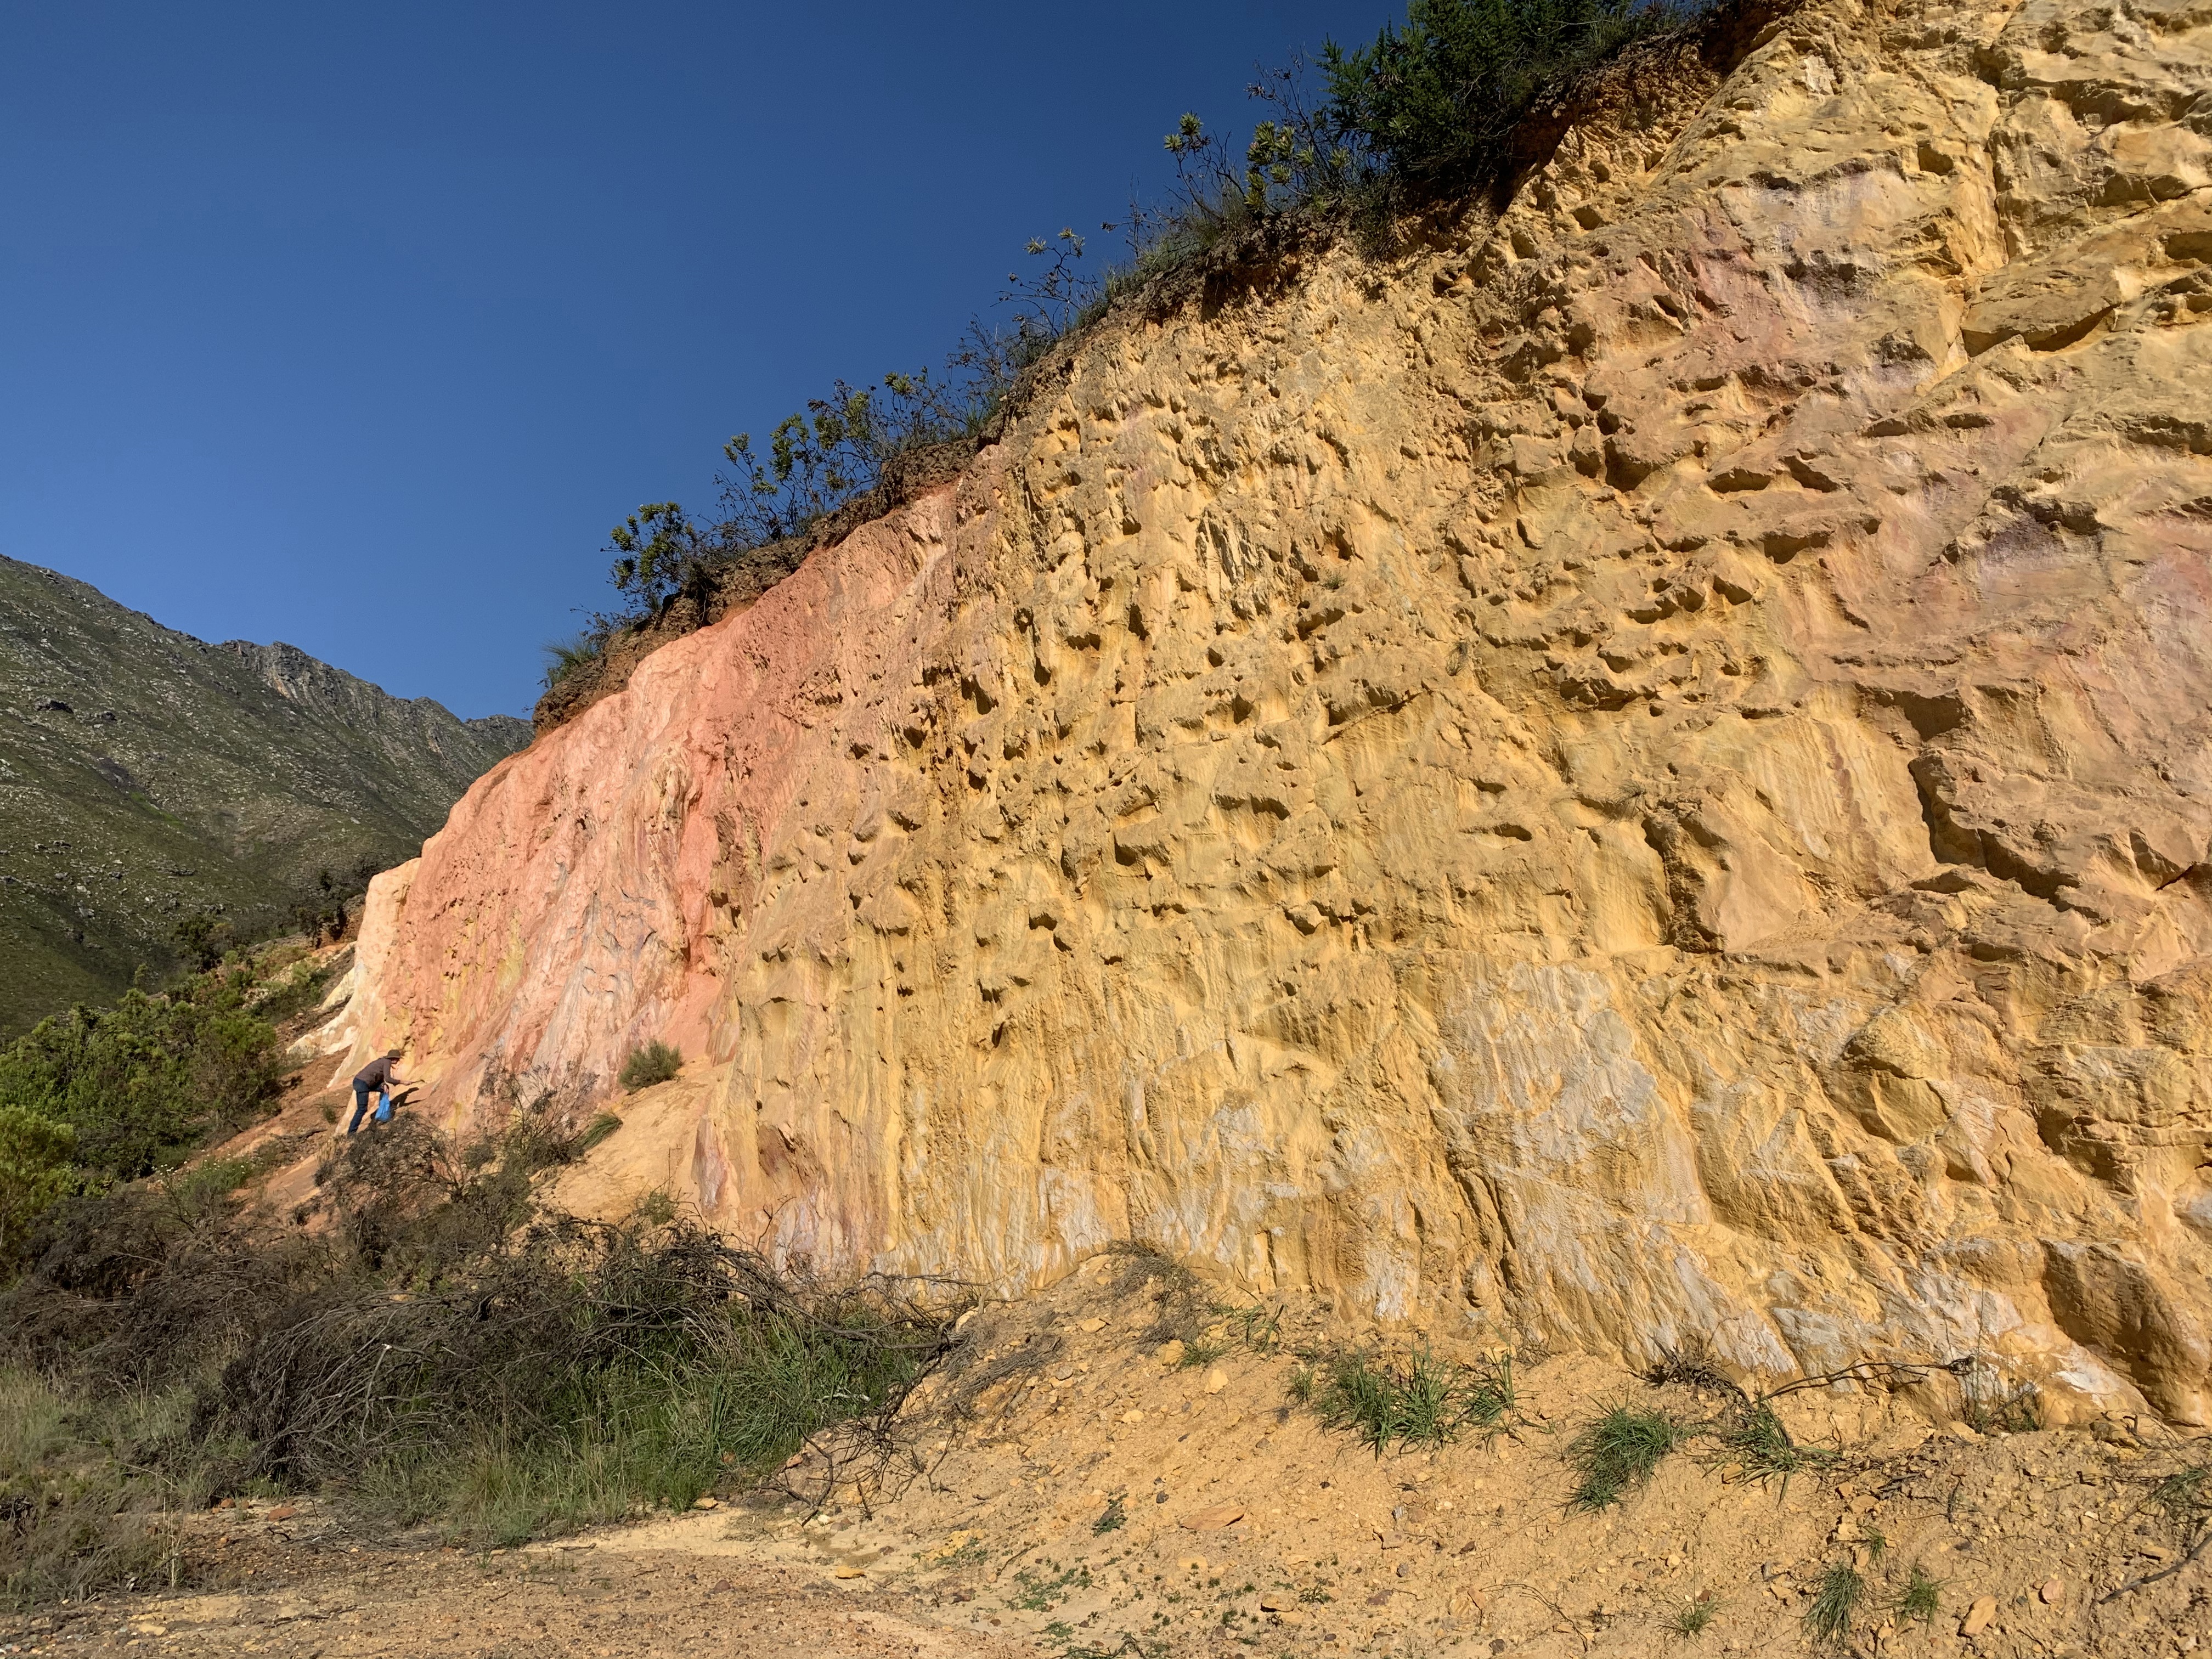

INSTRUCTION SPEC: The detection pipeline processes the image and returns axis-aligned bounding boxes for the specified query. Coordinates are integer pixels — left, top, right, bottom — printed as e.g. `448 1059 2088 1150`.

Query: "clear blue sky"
2 2 1398 719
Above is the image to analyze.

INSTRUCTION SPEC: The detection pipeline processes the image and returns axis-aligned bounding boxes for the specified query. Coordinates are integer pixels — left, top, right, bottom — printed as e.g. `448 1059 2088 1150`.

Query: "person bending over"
348 1048 405 1133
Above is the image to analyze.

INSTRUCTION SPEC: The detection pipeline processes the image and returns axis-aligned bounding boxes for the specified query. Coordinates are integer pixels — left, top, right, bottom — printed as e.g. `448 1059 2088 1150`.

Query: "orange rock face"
338 0 2212 1424
341 494 961 1265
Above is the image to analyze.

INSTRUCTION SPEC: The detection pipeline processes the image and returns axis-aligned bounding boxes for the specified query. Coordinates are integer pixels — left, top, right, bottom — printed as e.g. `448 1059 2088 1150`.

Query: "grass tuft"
618 1040 682 1091
2148 1463 2210 1539
1670 1590 1719 1637
1712 1398 1834 1490
1567 1404 1683 1511
1176 1335 1233 1369
1308 1344 1514 1455
1897 1564 1943 1623
1804 1562 1863 1643
540 634 603 690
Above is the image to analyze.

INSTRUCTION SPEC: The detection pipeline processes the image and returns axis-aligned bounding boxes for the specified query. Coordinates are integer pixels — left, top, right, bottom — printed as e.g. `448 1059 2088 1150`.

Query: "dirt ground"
5 1256 2206 1659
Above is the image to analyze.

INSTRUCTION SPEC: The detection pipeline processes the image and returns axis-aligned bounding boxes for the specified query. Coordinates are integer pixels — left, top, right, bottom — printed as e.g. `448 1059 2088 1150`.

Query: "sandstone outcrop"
332 0 2212 1424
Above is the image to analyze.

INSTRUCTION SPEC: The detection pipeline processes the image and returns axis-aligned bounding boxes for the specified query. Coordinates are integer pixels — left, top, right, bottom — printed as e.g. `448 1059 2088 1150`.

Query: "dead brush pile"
0 1114 955 1604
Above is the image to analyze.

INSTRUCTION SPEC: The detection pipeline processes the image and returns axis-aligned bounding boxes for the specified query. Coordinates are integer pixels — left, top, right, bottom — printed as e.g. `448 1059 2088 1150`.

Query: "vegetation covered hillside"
0 555 528 1034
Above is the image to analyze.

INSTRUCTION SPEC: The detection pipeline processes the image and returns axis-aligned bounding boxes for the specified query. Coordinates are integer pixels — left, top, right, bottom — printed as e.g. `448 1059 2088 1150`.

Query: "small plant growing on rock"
1092 1492 1127 1534
540 634 603 690
2147 1462 2210 1547
1567 1404 1683 1510
618 1040 681 1091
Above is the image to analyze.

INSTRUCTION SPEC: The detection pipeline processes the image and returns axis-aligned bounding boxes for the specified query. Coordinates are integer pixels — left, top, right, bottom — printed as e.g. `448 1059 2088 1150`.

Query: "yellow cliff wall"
338 0 2212 1423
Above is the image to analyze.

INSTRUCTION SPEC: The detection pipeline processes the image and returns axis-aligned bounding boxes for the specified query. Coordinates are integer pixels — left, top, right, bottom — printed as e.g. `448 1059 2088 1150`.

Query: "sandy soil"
6 1259 2205 1659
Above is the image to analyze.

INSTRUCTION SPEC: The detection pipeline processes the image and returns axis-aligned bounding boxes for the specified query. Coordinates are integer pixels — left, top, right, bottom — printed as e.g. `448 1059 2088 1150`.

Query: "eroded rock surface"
337 0 2212 1423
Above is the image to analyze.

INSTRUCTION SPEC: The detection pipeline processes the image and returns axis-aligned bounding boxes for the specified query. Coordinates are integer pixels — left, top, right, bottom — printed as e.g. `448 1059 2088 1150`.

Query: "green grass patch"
1008 1561 1092 1612
1670 1590 1719 1637
0 1367 241 1610
1567 1404 1684 1510
1805 1562 1863 1643
1714 1400 1835 1489
1896 1564 1942 1623
1308 1344 1514 1454
0 1111 954 1593
1175 1336 1233 1369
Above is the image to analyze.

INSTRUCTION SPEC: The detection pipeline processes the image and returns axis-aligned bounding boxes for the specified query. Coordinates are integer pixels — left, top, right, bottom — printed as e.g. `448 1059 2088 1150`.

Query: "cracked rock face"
340 0 2212 1423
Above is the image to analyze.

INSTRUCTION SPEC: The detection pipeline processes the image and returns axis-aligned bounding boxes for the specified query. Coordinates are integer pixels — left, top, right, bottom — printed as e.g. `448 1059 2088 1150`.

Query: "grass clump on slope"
1295 1343 1516 1454
1567 1403 1686 1509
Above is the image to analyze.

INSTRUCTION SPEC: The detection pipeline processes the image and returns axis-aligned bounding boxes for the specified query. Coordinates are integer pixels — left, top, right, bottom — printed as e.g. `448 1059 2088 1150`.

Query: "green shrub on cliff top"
583 1 1714 632
1320 0 1688 195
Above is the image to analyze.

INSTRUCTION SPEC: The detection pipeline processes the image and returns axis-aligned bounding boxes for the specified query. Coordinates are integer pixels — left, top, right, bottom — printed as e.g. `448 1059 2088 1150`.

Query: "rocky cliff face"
336 0 2212 1425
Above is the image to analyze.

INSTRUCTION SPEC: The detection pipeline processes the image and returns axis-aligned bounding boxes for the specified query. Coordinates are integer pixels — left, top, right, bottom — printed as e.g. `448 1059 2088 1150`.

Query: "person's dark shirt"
353 1056 397 1091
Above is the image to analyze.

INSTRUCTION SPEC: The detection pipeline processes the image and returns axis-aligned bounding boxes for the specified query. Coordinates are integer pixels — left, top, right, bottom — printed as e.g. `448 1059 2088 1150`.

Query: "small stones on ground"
1155 1340 1185 1365
1203 1365 1228 1393
1961 1595 1997 1636
264 1505 299 1522
832 1565 865 1579
1121 1409 1145 1424
692 1497 719 1510
2039 1576 2063 1604
1077 1317 1105 1333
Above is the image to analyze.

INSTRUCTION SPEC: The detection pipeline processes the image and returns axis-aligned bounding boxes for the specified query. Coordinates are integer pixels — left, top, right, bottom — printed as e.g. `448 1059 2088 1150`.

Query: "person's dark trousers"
347 1081 380 1133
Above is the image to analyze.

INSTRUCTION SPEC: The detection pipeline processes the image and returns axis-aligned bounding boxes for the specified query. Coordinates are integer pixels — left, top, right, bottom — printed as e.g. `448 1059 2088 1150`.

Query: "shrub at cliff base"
0 1113 951 1603
0 975 282 1265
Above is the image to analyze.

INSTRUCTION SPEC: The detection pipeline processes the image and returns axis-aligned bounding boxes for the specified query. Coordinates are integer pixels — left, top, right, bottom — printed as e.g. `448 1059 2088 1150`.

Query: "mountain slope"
0 555 528 1032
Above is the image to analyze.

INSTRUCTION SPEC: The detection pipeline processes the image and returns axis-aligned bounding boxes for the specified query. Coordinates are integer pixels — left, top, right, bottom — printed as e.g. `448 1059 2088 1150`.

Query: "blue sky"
2 2 1397 719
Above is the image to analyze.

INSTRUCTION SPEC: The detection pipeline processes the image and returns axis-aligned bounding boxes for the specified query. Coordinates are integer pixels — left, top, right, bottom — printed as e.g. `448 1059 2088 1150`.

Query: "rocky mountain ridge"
0 554 528 1031
326 0 2212 1429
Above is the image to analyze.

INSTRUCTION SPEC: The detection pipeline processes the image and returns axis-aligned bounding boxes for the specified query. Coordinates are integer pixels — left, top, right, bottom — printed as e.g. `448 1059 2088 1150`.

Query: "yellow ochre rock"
336 0 2212 1424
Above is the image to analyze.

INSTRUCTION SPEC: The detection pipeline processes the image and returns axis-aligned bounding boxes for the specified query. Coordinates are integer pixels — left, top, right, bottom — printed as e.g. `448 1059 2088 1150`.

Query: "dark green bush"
618 1040 682 1092
1320 0 1691 196
0 985 278 1183
0 981 281 1260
